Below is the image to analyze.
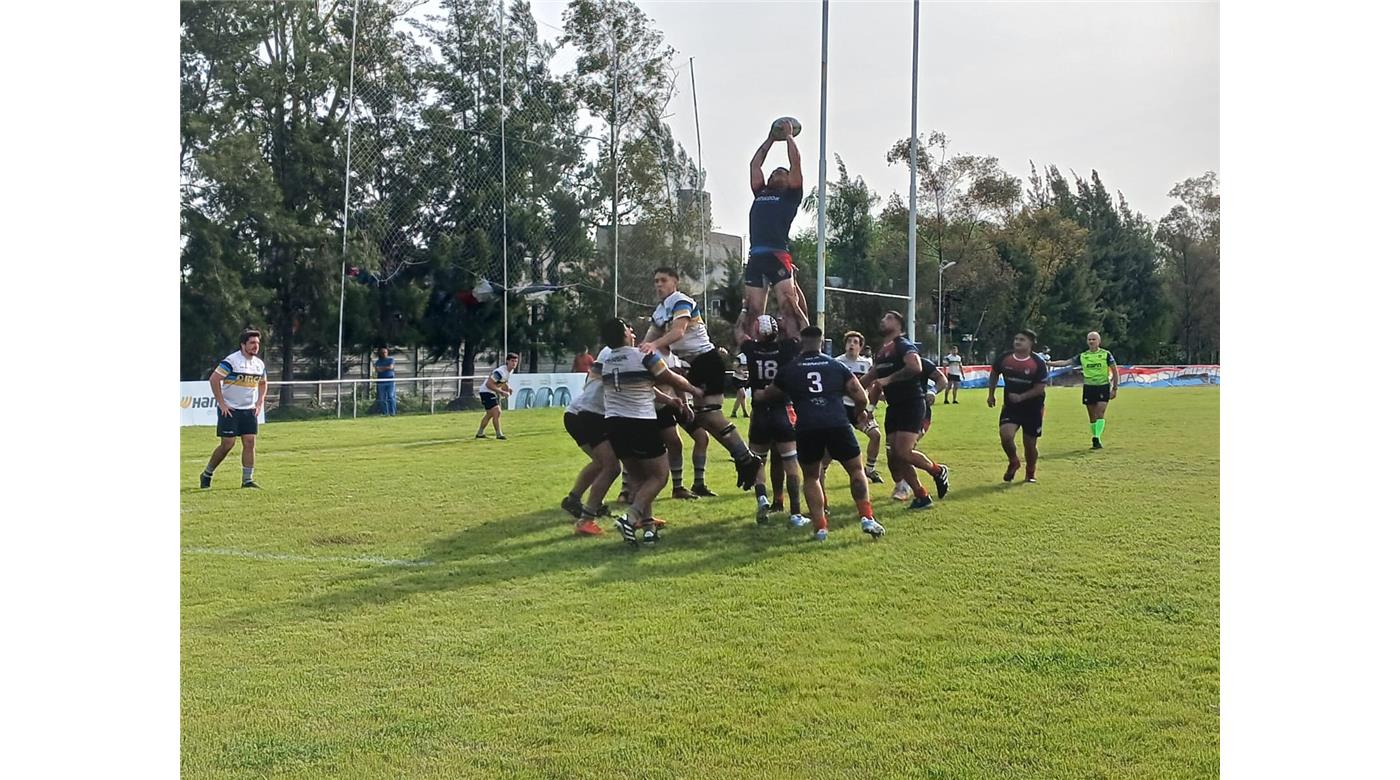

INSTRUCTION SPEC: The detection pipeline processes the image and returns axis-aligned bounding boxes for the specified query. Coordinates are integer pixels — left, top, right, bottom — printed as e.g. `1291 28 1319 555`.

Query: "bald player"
1049 330 1120 449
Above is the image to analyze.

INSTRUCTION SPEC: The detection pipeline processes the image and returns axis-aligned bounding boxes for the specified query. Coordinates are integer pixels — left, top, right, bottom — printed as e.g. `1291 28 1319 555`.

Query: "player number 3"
807 372 823 393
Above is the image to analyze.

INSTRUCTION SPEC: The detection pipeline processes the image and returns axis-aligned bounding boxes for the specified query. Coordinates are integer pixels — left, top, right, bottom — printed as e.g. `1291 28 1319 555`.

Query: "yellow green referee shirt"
1069 348 1116 387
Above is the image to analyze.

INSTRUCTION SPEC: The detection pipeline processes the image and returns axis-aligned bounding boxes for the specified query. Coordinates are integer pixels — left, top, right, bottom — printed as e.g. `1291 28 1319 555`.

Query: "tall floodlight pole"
906 0 920 340
937 260 956 358
611 28 620 317
815 0 830 337
499 0 509 363
336 0 361 418
690 57 707 318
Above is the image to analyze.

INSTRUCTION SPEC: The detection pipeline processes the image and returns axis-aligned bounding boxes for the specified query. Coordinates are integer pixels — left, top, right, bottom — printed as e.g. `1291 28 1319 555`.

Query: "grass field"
181 387 1219 779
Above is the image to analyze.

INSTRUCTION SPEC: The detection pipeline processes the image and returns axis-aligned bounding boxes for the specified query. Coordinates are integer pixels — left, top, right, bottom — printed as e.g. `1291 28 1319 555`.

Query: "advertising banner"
180 381 268 426
505 373 587 410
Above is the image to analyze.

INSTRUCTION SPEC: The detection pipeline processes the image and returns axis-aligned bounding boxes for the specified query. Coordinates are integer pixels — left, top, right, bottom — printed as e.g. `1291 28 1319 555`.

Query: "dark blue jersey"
874 336 923 405
774 352 855 432
920 357 940 394
741 337 799 408
748 187 802 252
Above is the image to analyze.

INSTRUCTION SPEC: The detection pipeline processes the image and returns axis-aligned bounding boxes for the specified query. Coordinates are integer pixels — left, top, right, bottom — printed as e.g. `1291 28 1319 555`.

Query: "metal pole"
611 27 620 318
336 0 361 418
689 57 707 318
499 0 509 360
815 0 830 336
907 0 920 339
937 262 944 359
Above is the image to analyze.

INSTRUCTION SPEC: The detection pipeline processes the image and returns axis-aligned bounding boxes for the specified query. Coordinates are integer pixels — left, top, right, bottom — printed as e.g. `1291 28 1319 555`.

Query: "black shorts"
947 374 962 384
655 405 699 433
605 416 666 460
216 408 258 438
884 398 926 435
564 410 607 448
1083 384 1112 405
999 402 1045 437
743 250 794 288
748 403 796 446
480 392 499 411
685 348 729 398
796 426 862 465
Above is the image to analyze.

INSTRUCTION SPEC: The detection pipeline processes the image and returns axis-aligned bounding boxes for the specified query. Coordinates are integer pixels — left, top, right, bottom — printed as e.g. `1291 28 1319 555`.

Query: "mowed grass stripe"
182 387 1218 779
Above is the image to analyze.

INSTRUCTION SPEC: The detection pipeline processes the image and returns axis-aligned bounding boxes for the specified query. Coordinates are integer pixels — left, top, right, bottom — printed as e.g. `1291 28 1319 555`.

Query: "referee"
1050 330 1120 448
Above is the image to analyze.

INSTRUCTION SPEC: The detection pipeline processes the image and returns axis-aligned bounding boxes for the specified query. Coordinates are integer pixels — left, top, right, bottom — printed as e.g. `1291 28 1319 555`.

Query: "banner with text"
180 381 268 427
952 365 1220 389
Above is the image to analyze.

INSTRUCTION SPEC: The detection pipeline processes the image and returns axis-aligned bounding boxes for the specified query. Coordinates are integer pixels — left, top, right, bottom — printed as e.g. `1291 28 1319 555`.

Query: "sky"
522 0 1219 238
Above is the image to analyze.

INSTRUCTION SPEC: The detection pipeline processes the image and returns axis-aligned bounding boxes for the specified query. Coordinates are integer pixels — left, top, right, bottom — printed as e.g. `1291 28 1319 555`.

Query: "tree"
1156 172 1220 362
181 0 357 407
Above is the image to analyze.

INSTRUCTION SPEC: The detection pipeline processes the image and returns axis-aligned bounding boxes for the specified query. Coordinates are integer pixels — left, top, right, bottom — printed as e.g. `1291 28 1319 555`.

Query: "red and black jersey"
993 351 1049 402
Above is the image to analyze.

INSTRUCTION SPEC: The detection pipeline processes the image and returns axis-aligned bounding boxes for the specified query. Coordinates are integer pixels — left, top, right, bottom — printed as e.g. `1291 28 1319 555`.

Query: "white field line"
183 546 433 568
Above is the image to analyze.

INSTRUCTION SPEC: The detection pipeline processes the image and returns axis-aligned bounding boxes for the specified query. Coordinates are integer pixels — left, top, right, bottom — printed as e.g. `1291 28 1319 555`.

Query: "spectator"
572 347 596 373
373 347 397 416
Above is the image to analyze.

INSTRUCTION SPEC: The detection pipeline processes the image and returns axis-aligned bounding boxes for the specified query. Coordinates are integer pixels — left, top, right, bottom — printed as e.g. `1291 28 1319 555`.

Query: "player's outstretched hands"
638 342 656 355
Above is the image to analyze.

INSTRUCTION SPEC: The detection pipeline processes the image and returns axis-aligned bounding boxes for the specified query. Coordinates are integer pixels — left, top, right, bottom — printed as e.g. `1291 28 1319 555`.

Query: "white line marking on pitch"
182 547 433 568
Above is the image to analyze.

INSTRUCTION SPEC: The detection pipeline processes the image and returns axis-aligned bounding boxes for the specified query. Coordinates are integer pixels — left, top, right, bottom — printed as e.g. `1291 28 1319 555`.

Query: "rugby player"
988 329 1050 483
596 318 704 545
941 345 963 404
758 325 884 542
833 330 885 484
863 312 950 511
200 328 267 489
736 121 809 343
475 353 518 439
642 267 764 490
741 315 805 526
561 347 615 535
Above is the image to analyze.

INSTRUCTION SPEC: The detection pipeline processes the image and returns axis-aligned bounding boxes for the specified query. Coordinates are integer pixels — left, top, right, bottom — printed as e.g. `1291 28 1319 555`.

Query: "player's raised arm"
783 129 802 190
750 135 776 195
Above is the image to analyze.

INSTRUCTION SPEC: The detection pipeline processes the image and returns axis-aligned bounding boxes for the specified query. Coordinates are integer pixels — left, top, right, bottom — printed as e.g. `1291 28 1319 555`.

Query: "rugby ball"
770 116 802 140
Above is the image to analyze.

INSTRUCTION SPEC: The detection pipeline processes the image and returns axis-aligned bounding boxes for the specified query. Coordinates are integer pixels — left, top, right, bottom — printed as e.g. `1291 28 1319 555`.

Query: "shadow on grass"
253 502 838 622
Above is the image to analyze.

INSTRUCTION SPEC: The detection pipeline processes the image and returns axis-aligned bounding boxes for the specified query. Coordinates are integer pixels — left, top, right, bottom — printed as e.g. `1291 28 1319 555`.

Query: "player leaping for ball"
643 267 765 491
756 325 884 542
737 119 809 344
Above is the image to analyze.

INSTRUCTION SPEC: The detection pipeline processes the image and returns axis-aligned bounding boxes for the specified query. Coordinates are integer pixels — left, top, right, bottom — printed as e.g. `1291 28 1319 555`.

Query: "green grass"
181 387 1219 779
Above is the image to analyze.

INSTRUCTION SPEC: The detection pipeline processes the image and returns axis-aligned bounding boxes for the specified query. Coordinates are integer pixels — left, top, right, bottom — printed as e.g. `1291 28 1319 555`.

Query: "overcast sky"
524 0 1219 238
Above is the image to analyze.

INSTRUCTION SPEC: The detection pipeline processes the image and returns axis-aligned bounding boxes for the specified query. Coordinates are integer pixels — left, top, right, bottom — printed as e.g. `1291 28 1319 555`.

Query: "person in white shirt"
643 266 763 490
475 353 519 440
561 347 615 536
594 318 704 545
941 344 964 405
200 328 268 489
832 330 884 484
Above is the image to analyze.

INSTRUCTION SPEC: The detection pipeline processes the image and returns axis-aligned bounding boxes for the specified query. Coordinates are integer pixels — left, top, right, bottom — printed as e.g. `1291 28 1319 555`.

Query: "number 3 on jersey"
807 372 823 393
